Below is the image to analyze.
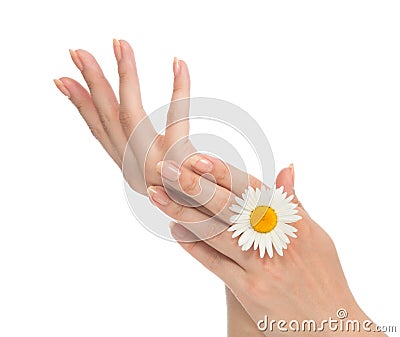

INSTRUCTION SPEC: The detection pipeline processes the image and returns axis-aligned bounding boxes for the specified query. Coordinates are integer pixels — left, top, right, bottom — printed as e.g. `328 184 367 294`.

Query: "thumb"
275 164 304 210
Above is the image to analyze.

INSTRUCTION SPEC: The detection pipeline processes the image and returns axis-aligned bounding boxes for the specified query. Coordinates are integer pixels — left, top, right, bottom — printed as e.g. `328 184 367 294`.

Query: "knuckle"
88 124 103 141
85 78 96 92
213 162 229 182
171 203 186 221
85 73 106 92
212 192 231 215
119 111 134 130
99 113 112 131
248 175 262 189
201 220 219 240
99 106 119 129
179 173 200 195
74 101 85 115
118 69 131 81
118 63 132 80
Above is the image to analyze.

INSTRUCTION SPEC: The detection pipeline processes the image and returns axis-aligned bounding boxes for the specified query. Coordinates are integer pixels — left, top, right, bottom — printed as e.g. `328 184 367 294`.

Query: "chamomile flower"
229 185 301 258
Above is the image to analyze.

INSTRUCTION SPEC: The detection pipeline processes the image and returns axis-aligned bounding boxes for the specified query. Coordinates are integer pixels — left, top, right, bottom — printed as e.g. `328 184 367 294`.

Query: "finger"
165 58 191 145
55 77 147 193
156 160 237 223
188 154 262 196
169 222 246 290
148 185 254 266
69 49 128 160
113 39 155 138
147 185 228 240
276 164 305 210
55 77 121 167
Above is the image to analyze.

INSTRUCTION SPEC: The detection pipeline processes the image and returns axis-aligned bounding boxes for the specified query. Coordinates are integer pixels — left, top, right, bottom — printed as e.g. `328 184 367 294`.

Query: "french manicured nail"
147 186 170 206
53 79 71 98
169 222 188 240
156 161 180 181
173 57 181 76
69 49 83 71
289 163 295 186
190 155 213 173
113 39 122 62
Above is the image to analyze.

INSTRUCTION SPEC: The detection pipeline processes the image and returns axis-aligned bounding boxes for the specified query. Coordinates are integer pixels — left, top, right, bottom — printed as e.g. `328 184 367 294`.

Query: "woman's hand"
54 40 194 194
54 40 264 337
148 156 387 337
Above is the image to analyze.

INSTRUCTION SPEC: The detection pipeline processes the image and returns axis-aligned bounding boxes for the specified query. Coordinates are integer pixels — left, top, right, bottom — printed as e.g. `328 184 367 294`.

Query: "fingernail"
289 163 295 186
157 161 180 181
113 39 122 62
173 57 181 76
147 186 170 206
53 79 71 98
190 155 213 173
69 49 83 71
170 222 188 240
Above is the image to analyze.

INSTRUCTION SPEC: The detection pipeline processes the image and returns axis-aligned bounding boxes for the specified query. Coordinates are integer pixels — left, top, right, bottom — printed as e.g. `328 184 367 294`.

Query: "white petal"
265 233 273 258
253 232 261 250
285 195 294 203
280 223 298 233
229 204 244 213
242 231 256 251
260 186 273 205
275 201 297 210
238 229 253 246
279 215 302 223
255 188 261 204
229 215 239 223
235 196 245 207
247 191 257 209
271 231 283 256
228 222 249 232
275 226 289 248
259 234 266 258
276 209 298 216
231 226 248 238
230 213 250 224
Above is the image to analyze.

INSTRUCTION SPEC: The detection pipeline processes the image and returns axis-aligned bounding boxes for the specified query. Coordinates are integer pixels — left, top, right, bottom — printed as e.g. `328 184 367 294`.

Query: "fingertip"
118 39 135 57
169 222 190 241
289 163 295 185
276 166 294 194
173 57 181 77
53 78 71 98
113 38 122 62
189 154 214 173
69 49 83 71
180 60 190 81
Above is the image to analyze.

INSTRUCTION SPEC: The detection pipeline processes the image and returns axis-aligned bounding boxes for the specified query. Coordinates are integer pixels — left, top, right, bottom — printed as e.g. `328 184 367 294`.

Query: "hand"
54 39 194 194
54 40 262 336
148 156 387 337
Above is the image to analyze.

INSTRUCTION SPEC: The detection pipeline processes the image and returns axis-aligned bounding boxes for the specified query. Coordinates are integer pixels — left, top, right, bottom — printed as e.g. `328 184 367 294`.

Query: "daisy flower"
229 186 301 258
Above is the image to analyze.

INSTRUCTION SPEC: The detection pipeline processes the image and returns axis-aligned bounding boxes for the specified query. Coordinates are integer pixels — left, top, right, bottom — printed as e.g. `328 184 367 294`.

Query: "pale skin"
54 40 388 336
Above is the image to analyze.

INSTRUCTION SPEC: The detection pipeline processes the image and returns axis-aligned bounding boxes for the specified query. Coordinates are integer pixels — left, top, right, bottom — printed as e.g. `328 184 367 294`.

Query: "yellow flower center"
250 206 277 233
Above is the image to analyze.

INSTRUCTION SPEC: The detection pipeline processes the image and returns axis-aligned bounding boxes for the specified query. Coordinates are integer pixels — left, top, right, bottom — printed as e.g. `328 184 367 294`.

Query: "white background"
1 1 399 336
